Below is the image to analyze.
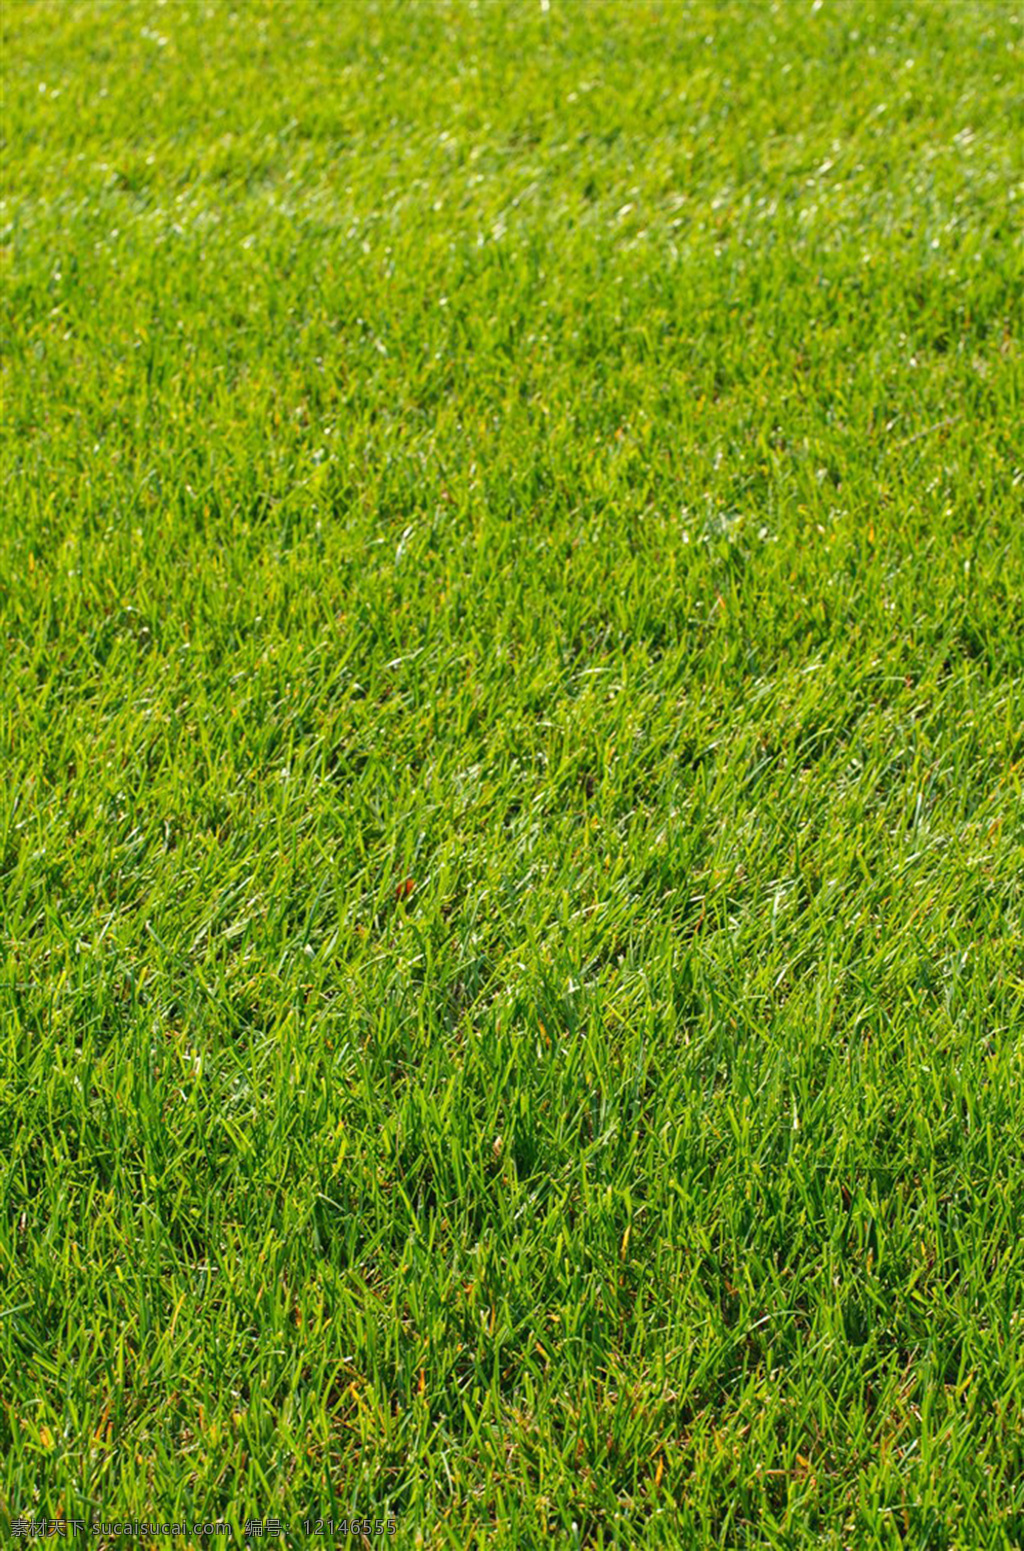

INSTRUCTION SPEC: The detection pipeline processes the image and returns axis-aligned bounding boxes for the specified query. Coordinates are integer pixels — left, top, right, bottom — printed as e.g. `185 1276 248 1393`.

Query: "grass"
1 0 1023 1543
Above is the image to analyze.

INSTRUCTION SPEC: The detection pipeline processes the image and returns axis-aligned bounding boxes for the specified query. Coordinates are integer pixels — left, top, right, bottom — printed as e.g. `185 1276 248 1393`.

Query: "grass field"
2 0 1023 1544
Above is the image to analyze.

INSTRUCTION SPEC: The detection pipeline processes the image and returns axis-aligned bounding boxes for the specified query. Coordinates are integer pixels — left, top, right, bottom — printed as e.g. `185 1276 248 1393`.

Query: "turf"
2 0 1023 1544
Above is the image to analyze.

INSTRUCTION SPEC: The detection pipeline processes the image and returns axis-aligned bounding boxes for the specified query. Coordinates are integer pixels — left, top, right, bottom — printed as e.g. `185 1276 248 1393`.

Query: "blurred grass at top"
1 0 1023 1544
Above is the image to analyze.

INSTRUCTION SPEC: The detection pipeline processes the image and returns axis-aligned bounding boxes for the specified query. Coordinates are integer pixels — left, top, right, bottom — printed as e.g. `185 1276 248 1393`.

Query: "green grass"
2 0 1023 1543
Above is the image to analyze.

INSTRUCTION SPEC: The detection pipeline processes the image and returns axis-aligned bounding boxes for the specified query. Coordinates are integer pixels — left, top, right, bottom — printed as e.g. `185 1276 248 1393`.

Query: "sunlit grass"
2 0 1022 1544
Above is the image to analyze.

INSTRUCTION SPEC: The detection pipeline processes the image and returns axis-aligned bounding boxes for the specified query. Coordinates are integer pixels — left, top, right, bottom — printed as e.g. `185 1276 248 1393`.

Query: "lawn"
2 0 1023 1544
